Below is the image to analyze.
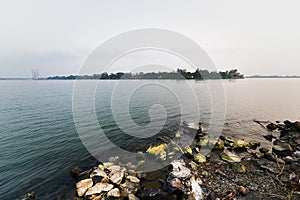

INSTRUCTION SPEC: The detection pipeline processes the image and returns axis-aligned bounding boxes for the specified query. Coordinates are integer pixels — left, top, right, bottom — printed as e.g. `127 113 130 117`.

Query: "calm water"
0 79 299 199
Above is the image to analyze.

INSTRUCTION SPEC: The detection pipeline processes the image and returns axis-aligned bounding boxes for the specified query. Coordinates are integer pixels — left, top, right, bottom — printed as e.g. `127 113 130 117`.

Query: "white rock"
108 156 119 163
127 162 137 170
85 182 114 196
137 160 145 167
159 150 167 161
110 171 124 185
102 162 114 169
107 188 121 197
189 175 203 200
76 178 93 197
90 168 107 178
108 165 121 172
127 175 140 183
170 160 191 179
128 193 140 200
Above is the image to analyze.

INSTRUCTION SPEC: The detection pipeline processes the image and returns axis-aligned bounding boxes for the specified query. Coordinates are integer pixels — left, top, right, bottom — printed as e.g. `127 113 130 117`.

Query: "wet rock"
234 139 250 149
184 146 193 157
254 152 264 159
249 141 261 149
159 150 167 161
76 178 93 197
107 188 121 197
136 151 145 160
146 143 167 156
220 151 241 163
189 161 198 171
71 167 92 181
194 153 206 163
294 121 300 132
70 167 84 180
136 172 147 179
127 175 140 183
272 144 294 157
85 182 114 196
284 156 296 163
232 163 246 173
263 134 274 142
259 147 269 153
109 156 119 163
137 160 145 167
18 191 35 200
284 120 293 128
273 139 290 148
213 141 225 151
126 163 137 170
264 152 285 164
110 171 124 185
224 140 234 148
175 131 181 138
267 123 278 131
197 138 209 147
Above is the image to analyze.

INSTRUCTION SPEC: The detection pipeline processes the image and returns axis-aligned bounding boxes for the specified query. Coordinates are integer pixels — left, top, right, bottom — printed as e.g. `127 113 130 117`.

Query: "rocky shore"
21 120 300 200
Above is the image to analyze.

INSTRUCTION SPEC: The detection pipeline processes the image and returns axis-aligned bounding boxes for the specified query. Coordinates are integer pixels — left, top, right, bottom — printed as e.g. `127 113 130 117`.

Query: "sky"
1 0 300 78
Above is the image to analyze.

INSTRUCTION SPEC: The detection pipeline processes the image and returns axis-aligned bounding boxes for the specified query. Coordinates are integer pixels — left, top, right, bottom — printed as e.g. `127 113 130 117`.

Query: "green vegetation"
46 68 244 80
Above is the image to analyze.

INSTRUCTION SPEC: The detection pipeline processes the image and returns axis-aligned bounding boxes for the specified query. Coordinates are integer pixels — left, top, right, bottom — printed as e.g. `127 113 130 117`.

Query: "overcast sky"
1 0 300 78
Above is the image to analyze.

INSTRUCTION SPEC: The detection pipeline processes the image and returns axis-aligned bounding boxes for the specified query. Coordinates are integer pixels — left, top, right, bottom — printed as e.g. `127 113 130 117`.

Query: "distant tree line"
247 75 300 78
46 68 244 80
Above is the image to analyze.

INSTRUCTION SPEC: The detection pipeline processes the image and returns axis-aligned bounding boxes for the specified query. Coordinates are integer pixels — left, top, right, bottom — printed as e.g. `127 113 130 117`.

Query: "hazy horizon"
1 0 300 78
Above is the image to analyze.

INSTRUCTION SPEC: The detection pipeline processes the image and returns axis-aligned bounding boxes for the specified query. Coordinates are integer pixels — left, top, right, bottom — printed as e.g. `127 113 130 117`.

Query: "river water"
0 79 299 199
